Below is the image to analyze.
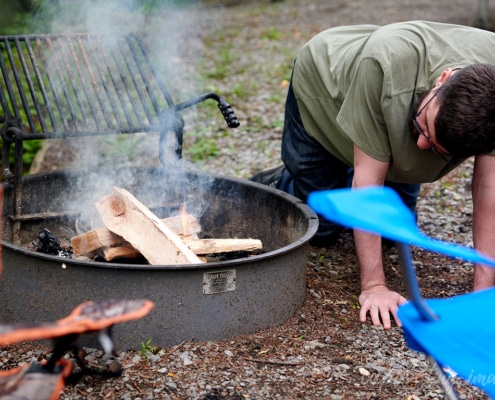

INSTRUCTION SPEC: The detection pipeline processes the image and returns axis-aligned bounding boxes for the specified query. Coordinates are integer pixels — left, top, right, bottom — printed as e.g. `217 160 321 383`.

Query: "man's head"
435 64 495 158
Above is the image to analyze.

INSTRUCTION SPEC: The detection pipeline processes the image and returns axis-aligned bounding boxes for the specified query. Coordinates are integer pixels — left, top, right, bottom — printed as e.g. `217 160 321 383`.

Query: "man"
252 21 495 329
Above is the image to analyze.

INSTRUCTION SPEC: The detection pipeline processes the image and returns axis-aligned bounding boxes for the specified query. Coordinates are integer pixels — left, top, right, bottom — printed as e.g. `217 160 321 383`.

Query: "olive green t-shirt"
292 21 495 183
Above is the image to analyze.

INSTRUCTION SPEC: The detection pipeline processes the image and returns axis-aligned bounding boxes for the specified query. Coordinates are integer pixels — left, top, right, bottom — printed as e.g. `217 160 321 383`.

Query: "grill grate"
0 33 238 165
0 33 174 139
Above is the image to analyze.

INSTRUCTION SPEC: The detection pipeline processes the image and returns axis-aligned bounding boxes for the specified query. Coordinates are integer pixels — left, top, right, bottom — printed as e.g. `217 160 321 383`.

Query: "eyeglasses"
412 89 454 165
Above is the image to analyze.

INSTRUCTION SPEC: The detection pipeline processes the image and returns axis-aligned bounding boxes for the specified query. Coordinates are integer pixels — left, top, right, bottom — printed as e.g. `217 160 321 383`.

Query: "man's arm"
472 154 495 290
353 144 407 329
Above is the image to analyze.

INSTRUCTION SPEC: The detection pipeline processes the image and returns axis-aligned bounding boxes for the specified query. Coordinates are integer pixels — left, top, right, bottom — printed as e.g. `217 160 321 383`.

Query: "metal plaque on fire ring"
203 270 236 294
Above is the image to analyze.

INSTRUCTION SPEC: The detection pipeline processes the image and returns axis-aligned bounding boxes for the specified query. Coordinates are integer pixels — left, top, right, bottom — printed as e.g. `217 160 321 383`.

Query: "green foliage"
138 337 158 359
1 140 43 175
20 139 43 167
205 45 234 80
261 27 281 41
187 137 220 161
0 35 45 174
351 295 361 310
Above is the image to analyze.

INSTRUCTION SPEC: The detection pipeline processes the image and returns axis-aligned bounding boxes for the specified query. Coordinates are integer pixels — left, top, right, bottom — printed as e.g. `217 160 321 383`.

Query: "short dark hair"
435 64 495 158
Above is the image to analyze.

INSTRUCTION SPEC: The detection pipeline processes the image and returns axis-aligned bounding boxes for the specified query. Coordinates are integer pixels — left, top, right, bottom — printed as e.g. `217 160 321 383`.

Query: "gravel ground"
3 0 494 399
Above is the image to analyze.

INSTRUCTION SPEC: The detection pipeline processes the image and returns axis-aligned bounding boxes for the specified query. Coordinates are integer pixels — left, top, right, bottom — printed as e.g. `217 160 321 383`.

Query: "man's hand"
359 285 407 329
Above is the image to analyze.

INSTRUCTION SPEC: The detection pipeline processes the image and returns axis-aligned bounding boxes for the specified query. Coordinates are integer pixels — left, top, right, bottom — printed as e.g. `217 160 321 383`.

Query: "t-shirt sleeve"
336 58 391 162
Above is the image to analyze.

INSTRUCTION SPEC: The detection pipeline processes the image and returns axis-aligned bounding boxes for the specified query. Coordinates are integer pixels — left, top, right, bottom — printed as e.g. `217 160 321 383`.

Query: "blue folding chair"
308 186 495 399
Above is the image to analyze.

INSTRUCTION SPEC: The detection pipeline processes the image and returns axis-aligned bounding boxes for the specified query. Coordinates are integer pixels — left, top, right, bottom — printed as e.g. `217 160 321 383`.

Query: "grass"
138 337 158 359
260 27 282 41
187 137 220 162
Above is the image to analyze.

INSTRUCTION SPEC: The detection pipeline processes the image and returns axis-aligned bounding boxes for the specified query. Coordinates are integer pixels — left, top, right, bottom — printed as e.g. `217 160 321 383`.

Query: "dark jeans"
278 82 421 246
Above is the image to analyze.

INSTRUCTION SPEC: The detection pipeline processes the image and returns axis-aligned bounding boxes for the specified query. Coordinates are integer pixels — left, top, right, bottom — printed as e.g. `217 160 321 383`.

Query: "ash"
31 228 75 258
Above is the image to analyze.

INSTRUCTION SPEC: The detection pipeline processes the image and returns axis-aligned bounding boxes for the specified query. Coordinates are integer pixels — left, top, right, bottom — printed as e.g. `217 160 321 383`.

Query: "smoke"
37 0 142 33
28 0 216 236
35 0 204 96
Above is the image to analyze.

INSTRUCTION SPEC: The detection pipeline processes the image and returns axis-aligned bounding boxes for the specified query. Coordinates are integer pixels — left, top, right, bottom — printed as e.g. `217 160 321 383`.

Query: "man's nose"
416 134 432 150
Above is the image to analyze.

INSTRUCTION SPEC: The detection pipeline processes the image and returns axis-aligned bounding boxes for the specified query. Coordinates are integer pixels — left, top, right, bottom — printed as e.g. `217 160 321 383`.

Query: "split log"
183 238 262 254
98 246 209 263
102 244 143 261
95 187 203 265
71 228 124 257
71 214 200 257
97 237 262 261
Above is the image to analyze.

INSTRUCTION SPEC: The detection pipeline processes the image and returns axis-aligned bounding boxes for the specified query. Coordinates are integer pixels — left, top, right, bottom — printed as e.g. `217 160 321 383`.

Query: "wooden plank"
71 228 124 257
102 246 211 263
95 187 203 265
71 214 200 257
96 238 263 261
184 238 262 254
102 245 143 261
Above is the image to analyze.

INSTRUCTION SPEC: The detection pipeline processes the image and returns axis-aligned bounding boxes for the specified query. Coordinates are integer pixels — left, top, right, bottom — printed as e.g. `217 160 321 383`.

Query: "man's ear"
435 68 456 87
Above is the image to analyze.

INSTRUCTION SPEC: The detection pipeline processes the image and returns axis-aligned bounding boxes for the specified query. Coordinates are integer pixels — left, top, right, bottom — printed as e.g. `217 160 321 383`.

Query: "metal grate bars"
0 33 174 140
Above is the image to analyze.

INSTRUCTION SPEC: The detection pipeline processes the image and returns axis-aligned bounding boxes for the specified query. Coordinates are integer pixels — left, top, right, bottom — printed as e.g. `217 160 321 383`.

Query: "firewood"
95 187 203 265
96 237 263 261
71 228 124 257
101 245 209 263
102 244 143 261
71 214 200 257
183 238 262 254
